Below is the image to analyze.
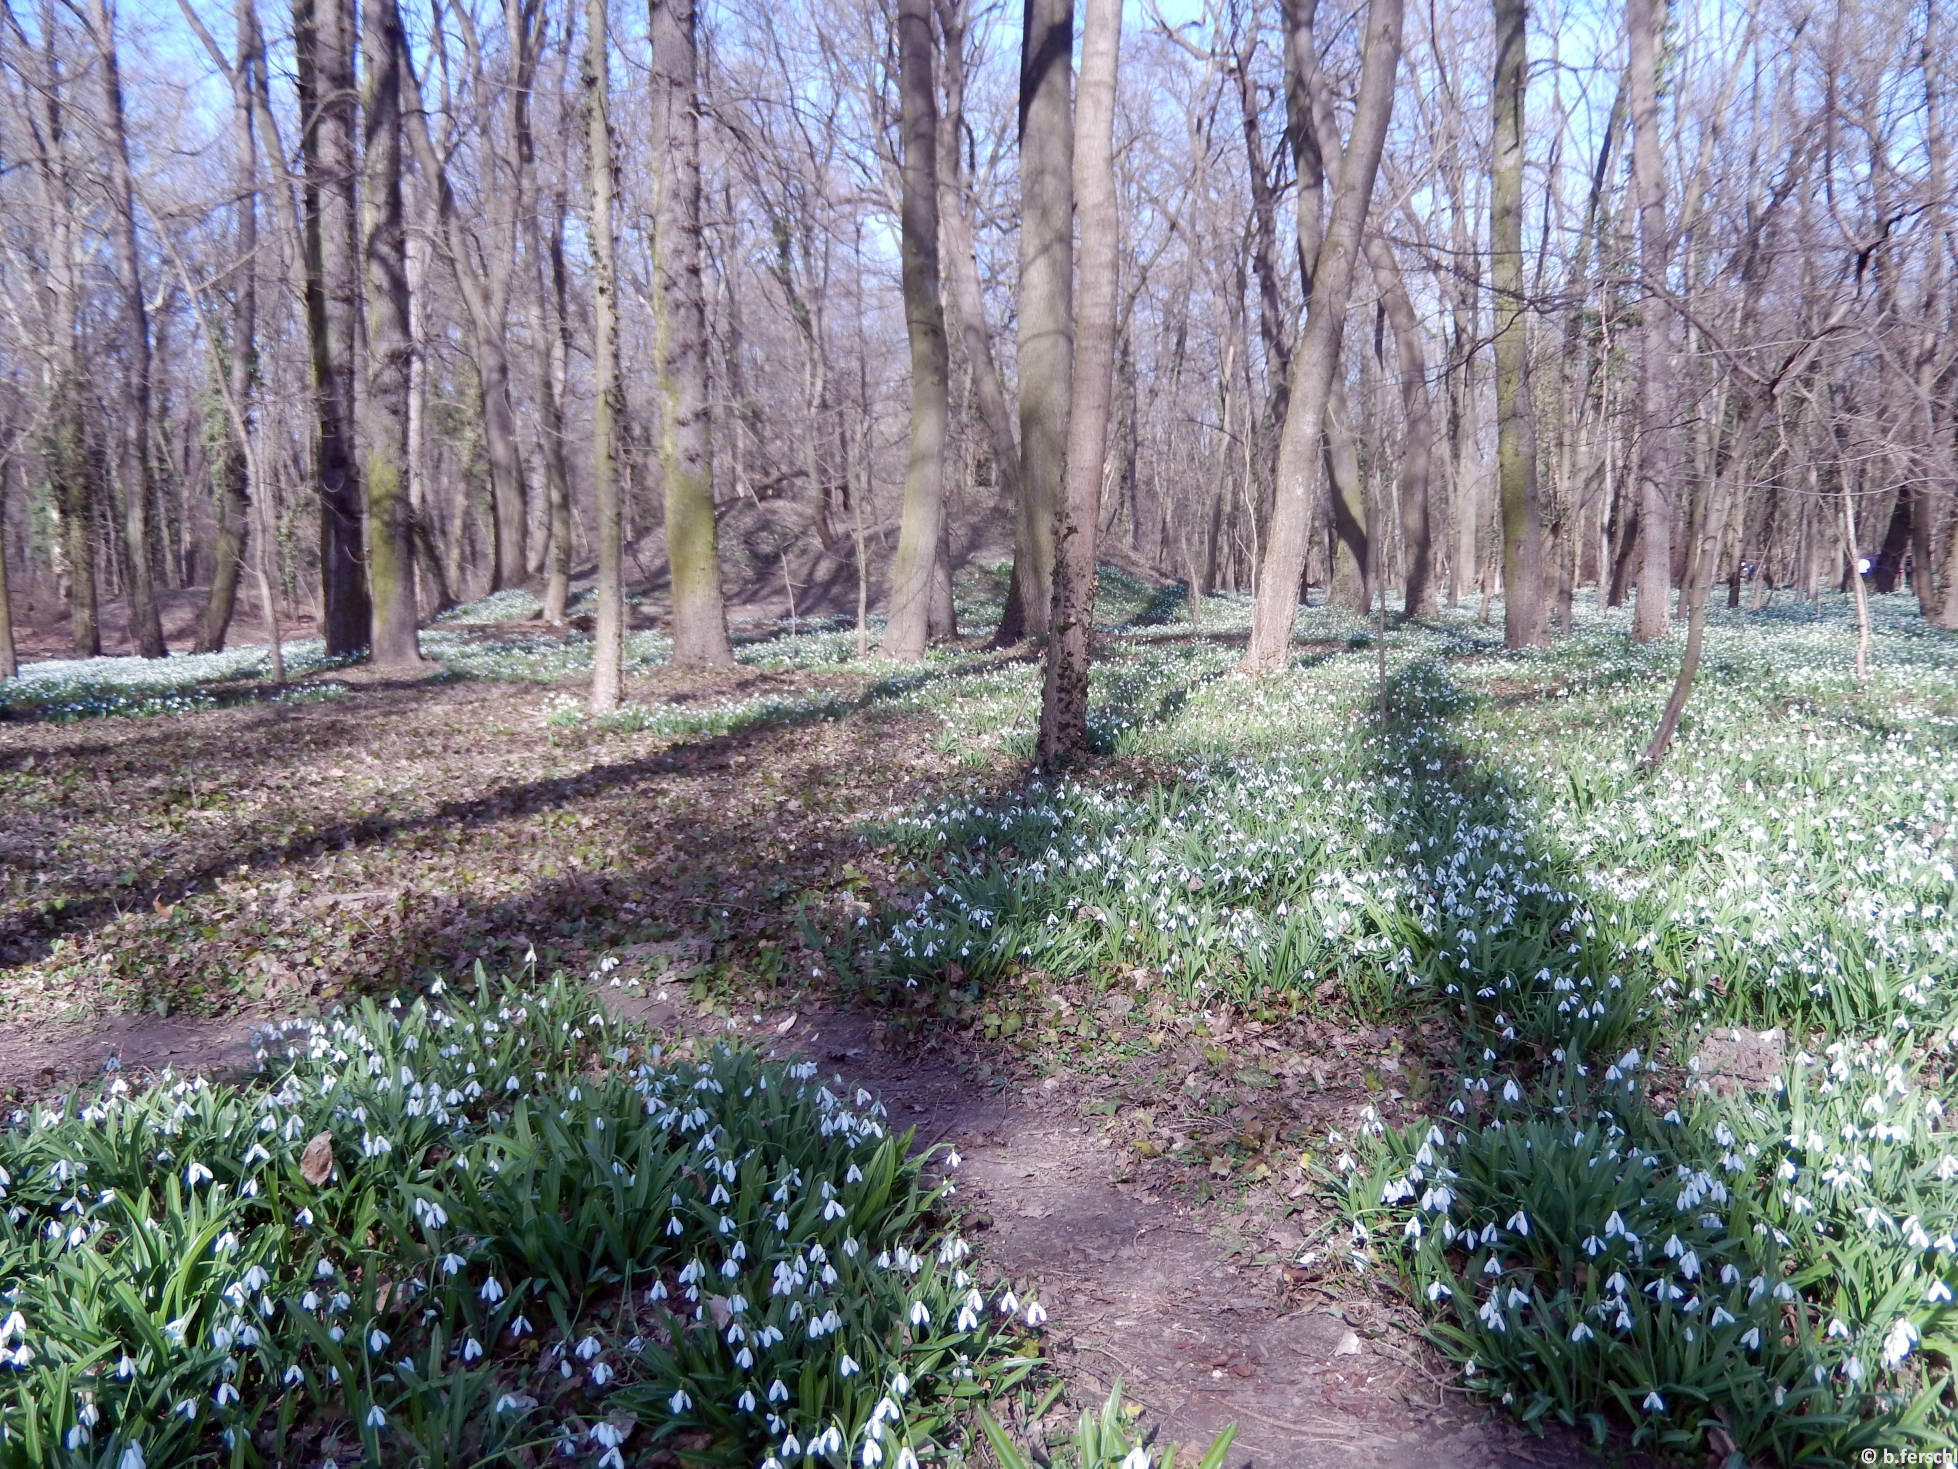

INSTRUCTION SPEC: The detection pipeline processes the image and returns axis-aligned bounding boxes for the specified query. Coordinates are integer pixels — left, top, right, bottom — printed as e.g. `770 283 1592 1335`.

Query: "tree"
362 0 420 667
586 0 623 713
880 0 951 662
1243 0 1404 672
1627 0 1671 643
1038 0 1120 761
999 0 1073 645
1490 0 1544 647
85 0 164 659
651 0 734 666
294 0 369 656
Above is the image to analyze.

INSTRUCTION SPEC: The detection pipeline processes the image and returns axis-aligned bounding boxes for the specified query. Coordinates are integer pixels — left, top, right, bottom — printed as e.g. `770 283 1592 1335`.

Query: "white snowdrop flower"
998 1290 1020 1317
364 1404 386 1429
768 1379 790 1403
509 1315 531 1338
117 1444 146 1469
1506 1211 1529 1236
479 1277 505 1304
1501 1080 1522 1103
0 1311 23 1343
1928 1280 1953 1303
461 1337 483 1363
575 1335 601 1361
493 1394 526 1413
591 1361 615 1386
908 1300 931 1328
283 1366 304 1387
1740 1327 1761 1350
1026 1300 1048 1327
839 1354 860 1377
669 1389 692 1413
894 1450 920 1469
185 1163 214 1187
1641 1391 1664 1413
441 1253 466 1276
1569 1322 1592 1343
1882 1318 1919 1368
368 1329 390 1354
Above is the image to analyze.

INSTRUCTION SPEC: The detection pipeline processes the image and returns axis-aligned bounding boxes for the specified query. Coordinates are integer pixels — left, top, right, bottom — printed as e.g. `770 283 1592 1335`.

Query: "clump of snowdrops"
0 975 1041 1467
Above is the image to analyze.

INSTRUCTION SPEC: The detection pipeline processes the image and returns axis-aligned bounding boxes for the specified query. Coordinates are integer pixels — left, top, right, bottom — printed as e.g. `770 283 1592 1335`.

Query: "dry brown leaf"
300 1131 335 1186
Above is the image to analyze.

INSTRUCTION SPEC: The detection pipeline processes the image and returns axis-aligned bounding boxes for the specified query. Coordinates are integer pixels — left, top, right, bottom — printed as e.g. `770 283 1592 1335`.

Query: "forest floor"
5 580 1955 1465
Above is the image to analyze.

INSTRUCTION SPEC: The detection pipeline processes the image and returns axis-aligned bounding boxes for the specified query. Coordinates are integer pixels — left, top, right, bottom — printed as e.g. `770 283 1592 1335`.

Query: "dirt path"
0 989 1618 1468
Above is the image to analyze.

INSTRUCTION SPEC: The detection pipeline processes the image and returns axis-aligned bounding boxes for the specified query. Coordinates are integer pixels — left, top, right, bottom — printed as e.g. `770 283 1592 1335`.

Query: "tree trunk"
1628 0 1672 643
195 0 263 655
362 0 421 667
1244 0 1404 671
1000 0 1073 645
1365 235 1435 615
650 0 734 666
1490 0 1545 648
542 191 575 623
88 0 166 659
295 0 370 656
586 0 624 712
936 0 1021 528
1038 0 1120 762
0 457 15 679
881 0 952 661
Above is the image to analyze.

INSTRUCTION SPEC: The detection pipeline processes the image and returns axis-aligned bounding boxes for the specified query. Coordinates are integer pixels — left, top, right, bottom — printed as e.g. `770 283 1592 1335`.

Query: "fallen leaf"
1331 1330 1362 1358
300 1131 335 1186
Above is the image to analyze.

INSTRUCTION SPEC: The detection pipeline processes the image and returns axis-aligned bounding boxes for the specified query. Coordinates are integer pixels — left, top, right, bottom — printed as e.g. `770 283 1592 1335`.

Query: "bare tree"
85 0 164 658
1244 0 1404 672
1039 0 1121 761
651 0 734 666
295 0 369 655
1490 0 1543 647
1627 0 1672 643
880 0 950 661
1000 0 1073 645
586 0 623 712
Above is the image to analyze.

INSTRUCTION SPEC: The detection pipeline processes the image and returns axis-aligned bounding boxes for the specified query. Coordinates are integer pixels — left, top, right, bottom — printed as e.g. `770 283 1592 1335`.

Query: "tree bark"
1628 0 1673 642
541 190 575 624
194 0 263 655
1364 233 1436 616
1244 0 1404 672
1039 0 1121 762
295 0 370 656
881 0 952 661
362 0 421 667
1000 0 1073 645
87 0 166 659
650 0 734 666
586 0 624 711
1490 0 1545 648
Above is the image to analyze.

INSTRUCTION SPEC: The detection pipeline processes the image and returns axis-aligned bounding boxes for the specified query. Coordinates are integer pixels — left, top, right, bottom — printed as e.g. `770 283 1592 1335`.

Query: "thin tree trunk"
1628 0 1673 643
87 0 165 658
586 0 624 712
295 0 370 656
362 0 421 667
1364 234 1436 616
542 191 575 623
936 0 1020 530
1000 0 1073 645
650 0 733 666
194 0 263 655
0 457 15 679
1244 0 1404 671
881 0 951 661
1491 0 1545 648
1038 0 1120 762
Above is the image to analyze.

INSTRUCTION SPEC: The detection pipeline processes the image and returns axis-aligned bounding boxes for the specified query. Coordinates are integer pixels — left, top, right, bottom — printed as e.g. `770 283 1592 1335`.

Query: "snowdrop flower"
1882 1318 1919 1368
1026 1300 1048 1327
839 1354 860 1377
1120 1450 1150 1469
1641 1390 1664 1413
185 1163 214 1187
461 1336 483 1363
364 1404 386 1429
117 1445 145 1469
479 1277 505 1304
669 1389 692 1413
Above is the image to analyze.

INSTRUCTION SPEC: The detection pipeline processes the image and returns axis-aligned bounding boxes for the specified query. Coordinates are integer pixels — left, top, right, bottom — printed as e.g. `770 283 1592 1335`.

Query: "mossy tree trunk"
650 0 733 667
880 0 951 663
361 0 421 668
